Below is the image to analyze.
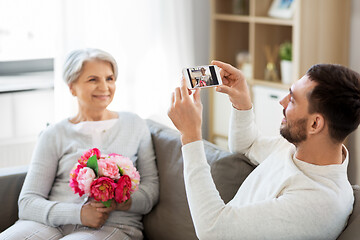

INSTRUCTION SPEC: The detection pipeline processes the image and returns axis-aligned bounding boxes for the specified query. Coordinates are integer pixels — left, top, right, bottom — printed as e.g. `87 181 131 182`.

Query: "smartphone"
182 65 222 89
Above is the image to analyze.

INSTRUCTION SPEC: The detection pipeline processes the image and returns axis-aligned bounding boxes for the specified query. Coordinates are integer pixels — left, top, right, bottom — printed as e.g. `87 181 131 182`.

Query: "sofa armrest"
0 165 27 232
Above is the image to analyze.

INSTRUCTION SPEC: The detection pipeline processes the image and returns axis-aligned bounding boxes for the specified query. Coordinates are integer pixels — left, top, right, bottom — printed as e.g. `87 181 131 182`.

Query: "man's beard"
280 117 308 145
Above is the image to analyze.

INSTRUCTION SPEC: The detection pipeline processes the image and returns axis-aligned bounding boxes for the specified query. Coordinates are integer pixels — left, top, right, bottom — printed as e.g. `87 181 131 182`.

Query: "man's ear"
309 114 325 135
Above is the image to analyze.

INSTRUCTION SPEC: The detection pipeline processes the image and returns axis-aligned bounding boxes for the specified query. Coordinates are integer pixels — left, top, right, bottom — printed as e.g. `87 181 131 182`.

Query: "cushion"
0 166 28 232
210 152 254 203
143 120 255 240
337 185 360 240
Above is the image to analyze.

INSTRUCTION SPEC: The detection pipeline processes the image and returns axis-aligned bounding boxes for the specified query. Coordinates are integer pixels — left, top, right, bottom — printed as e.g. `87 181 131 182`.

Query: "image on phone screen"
185 65 220 89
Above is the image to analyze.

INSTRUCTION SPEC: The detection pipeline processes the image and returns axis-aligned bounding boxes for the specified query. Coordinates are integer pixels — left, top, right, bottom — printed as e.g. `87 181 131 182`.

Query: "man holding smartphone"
168 60 360 239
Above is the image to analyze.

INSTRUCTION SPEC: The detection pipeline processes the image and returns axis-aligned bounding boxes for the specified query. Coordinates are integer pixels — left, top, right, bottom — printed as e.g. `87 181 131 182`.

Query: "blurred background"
0 0 211 167
0 0 359 184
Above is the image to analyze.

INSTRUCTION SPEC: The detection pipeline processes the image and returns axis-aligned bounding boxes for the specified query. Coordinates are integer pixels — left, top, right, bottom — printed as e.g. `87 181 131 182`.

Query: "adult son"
168 61 360 239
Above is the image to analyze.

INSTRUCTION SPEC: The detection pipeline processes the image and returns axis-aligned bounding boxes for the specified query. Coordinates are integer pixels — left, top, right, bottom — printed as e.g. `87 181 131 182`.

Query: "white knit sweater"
18 112 159 230
182 108 353 240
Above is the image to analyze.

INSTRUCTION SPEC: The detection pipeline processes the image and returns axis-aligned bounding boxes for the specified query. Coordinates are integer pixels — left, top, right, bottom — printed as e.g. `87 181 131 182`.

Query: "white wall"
347 0 360 185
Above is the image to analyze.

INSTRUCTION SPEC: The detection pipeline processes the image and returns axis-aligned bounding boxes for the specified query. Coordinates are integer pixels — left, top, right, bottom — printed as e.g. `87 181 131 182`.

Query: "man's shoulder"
286 170 354 209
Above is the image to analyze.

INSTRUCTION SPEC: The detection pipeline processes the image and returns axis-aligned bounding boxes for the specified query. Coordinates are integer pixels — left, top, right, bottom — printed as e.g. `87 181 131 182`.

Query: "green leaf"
118 166 124 176
102 199 112 208
86 155 99 176
279 42 292 61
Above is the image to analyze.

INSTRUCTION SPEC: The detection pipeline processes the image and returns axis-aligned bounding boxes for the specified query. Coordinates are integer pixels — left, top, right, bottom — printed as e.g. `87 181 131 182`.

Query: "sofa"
0 119 359 239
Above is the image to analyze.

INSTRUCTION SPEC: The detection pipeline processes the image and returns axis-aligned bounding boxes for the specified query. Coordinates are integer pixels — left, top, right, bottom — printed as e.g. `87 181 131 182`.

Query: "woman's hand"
80 198 132 228
80 200 111 228
212 60 252 110
90 198 132 213
168 78 203 145
116 198 132 211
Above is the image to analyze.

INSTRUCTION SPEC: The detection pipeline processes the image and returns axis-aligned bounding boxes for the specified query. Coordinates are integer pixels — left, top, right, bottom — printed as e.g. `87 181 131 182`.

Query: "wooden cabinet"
209 0 351 144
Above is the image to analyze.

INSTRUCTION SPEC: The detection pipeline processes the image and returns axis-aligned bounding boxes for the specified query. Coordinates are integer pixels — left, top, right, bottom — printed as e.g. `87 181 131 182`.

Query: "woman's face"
69 59 116 111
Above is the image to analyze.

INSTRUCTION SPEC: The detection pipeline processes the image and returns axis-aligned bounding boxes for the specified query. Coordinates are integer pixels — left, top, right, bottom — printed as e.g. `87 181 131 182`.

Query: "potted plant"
279 41 293 84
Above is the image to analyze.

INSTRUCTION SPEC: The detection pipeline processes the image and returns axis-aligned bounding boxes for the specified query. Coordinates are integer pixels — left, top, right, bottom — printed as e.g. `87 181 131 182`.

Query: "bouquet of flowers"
69 148 140 207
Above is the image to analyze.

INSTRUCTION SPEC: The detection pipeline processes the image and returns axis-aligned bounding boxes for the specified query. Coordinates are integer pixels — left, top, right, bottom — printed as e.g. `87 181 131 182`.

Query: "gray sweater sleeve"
18 126 83 227
128 119 159 214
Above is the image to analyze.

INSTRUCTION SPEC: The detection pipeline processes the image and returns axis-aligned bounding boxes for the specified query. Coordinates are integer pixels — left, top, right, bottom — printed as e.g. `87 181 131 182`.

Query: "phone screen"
185 65 220 88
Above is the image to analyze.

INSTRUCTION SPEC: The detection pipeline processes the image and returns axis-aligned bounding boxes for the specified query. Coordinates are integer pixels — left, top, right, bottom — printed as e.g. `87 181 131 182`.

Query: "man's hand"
212 60 252 110
168 78 203 145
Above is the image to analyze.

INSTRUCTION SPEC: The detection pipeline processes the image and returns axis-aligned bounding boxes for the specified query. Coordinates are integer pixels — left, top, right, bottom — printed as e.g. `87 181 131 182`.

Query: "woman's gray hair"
63 48 118 84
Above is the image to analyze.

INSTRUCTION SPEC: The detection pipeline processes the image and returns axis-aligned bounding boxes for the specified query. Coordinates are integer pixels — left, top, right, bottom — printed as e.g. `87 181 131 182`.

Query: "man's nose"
279 94 289 108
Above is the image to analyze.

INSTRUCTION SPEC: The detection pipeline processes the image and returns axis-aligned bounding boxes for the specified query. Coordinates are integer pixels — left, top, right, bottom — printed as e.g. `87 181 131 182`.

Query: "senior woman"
0 48 159 240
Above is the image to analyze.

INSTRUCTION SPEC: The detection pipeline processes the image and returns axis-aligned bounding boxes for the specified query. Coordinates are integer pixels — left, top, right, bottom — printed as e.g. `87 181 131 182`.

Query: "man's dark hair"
306 64 360 142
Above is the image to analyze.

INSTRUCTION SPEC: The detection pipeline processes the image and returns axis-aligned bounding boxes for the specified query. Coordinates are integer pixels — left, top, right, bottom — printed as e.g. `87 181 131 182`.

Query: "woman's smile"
93 94 111 100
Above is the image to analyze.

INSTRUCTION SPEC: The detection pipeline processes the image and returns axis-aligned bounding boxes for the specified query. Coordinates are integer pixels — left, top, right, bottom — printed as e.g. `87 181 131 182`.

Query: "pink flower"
69 164 85 197
108 153 121 157
90 177 117 202
115 175 132 203
70 149 140 207
109 154 140 192
128 170 140 193
77 167 96 194
98 159 120 180
78 148 101 166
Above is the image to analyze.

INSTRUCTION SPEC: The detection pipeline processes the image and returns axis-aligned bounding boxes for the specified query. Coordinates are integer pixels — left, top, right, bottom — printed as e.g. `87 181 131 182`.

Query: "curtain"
54 0 197 127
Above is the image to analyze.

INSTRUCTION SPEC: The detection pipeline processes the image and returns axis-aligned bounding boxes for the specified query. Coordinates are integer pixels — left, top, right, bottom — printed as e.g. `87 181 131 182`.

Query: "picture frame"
268 0 296 19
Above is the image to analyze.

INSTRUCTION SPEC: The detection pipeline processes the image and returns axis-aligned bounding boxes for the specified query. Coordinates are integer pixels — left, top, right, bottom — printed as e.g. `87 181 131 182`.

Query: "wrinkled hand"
81 198 132 228
212 60 252 110
116 198 132 211
81 200 112 228
168 78 203 145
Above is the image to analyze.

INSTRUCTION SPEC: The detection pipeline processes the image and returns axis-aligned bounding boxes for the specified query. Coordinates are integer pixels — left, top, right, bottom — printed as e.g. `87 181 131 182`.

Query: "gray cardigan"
18 112 159 230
